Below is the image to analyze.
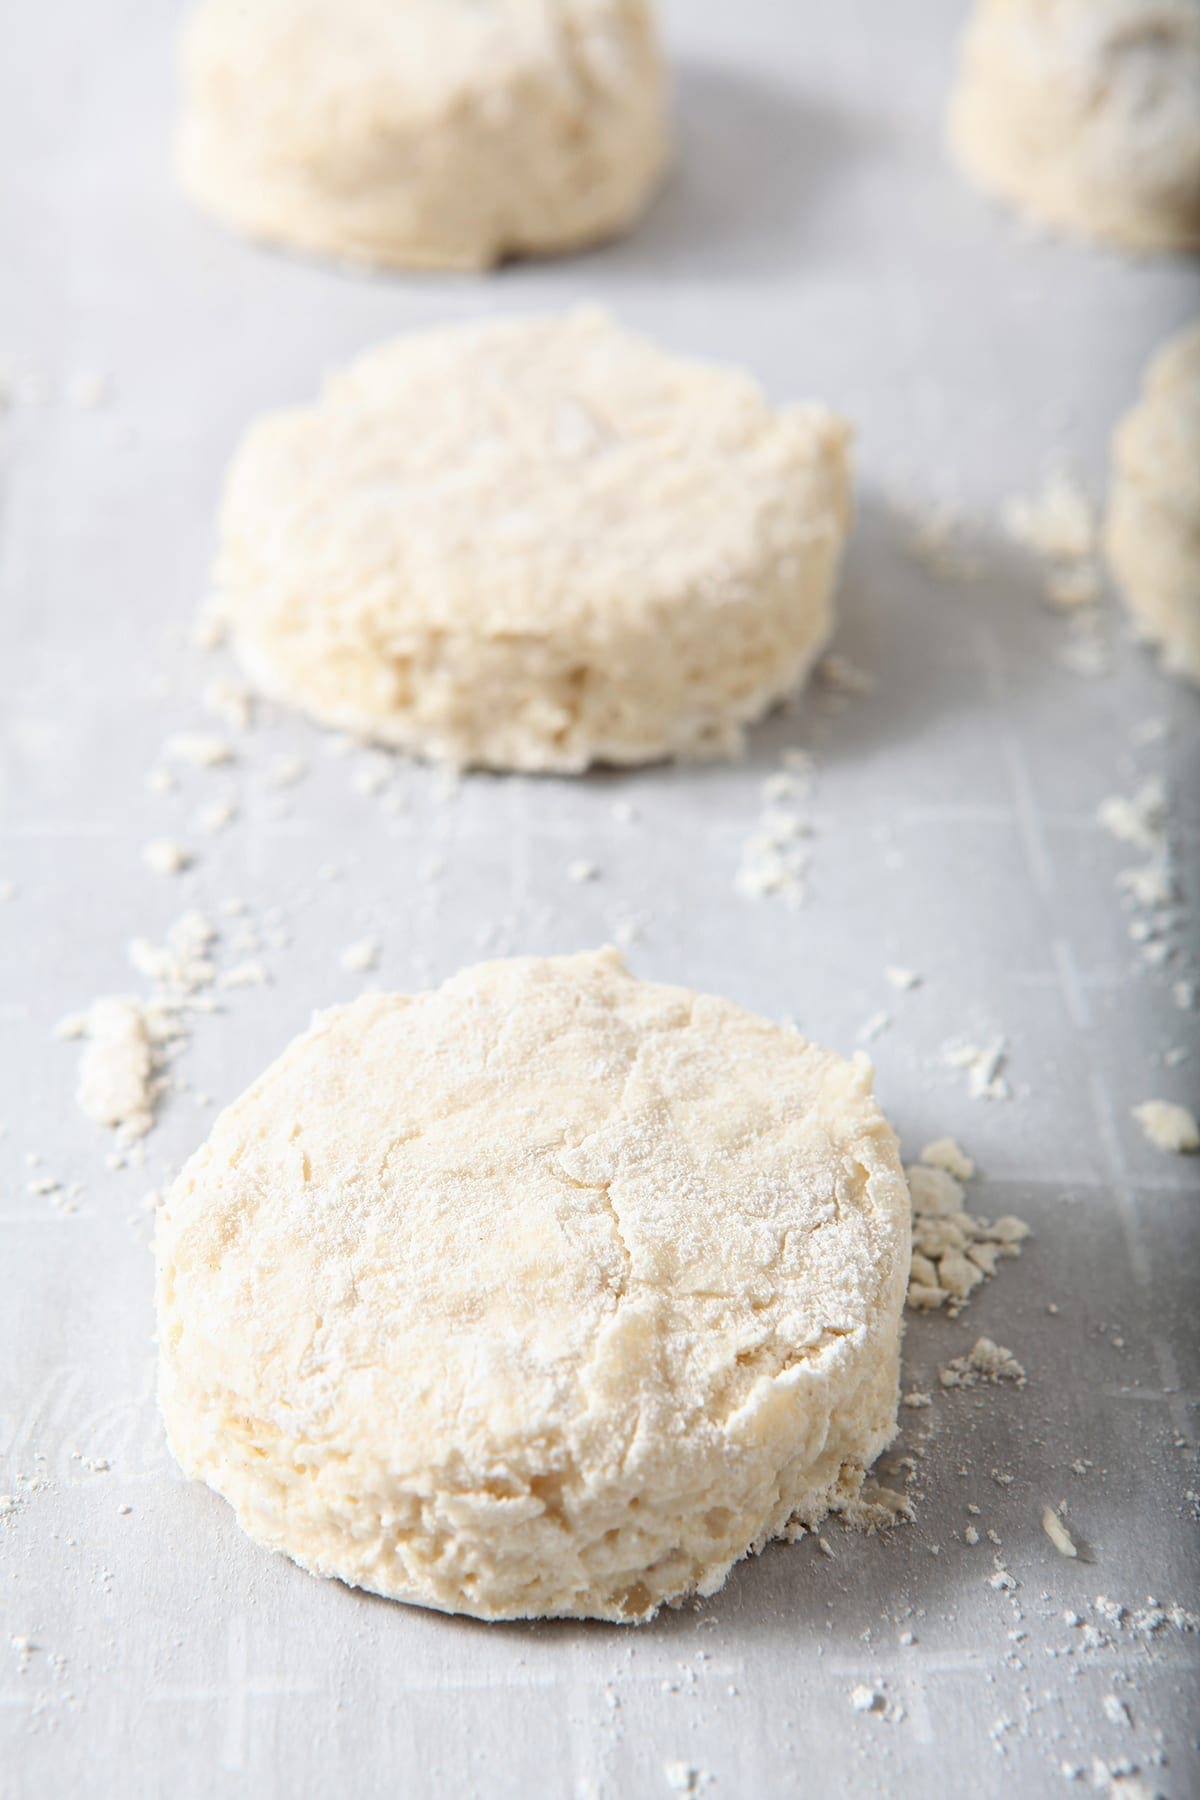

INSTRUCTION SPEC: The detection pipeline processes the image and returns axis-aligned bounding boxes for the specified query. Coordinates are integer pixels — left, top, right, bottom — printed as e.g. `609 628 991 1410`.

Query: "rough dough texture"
215 310 853 772
1106 320 1200 685
176 0 668 270
156 949 910 1623
948 0 1200 253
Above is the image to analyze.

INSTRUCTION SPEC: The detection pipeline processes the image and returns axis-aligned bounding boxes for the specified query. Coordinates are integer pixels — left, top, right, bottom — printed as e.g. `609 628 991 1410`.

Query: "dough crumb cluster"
1132 1099 1199 1155
58 998 172 1143
1001 469 1101 612
735 750 818 903
906 1151 1029 1314
939 1337 1027 1390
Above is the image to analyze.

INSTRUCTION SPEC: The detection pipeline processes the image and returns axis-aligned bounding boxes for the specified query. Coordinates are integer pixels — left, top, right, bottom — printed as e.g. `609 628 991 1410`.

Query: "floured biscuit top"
948 0 1200 252
177 0 668 269
156 950 909 1622
216 311 852 771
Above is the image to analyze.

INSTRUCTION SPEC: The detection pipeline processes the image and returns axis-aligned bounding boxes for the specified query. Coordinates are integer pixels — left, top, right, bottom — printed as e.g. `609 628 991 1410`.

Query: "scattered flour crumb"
840 1480 913 1531
663 1763 703 1796
1104 1774 1150 1798
196 797 237 835
987 1561 1019 1593
142 838 192 877
894 495 982 581
59 912 253 1146
267 754 308 789
566 859 599 884
127 911 216 997
1098 780 1166 853
819 654 877 696
858 1010 891 1044
736 752 815 903
1118 862 1175 909
1102 1695 1132 1729
1002 470 1094 566
0 879 16 903
72 998 166 1141
1001 472 1111 684
339 938 380 975
1042 1507 1078 1558
216 961 270 990
940 1338 1027 1389
945 1038 1010 1101
350 756 392 798
885 966 922 991
849 1684 884 1714
1132 1100 1199 1155
163 731 233 769
203 678 254 731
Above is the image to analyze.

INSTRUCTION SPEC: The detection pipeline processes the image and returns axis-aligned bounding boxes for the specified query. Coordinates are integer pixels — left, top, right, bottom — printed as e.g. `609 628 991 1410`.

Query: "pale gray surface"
2 2 1199 1796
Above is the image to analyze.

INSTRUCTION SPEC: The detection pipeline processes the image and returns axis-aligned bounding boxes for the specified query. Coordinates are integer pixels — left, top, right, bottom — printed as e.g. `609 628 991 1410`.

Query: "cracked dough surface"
215 310 853 772
948 0 1200 253
176 0 668 270
156 949 910 1623
1106 319 1200 686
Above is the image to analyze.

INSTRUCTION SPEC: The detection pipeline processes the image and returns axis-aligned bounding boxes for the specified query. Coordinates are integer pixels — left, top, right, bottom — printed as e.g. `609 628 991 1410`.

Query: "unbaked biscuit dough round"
213 310 853 772
176 0 668 270
1106 320 1200 685
156 950 910 1623
948 0 1200 253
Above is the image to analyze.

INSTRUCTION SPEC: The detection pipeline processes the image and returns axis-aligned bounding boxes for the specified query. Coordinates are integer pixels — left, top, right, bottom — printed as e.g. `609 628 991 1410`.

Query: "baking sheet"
2 1 1199 1794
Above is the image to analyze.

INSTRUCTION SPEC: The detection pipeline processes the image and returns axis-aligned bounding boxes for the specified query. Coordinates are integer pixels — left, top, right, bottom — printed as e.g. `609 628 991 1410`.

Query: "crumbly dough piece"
73 998 160 1140
214 311 853 772
156 949 910 1622
948 0 1200 253
176 0 668 270
1132 1098 1200 1152
1106 321 1200 685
